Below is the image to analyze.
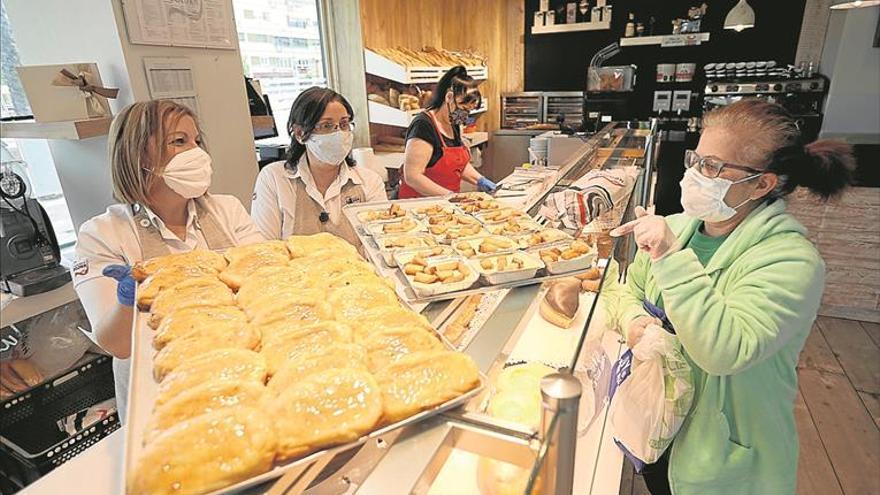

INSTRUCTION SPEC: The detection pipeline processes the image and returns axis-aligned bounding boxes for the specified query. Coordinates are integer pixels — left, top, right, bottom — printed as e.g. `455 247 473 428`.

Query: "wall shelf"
464 131 488 147
368 101 488 128
531 20 611 34
619 32 710 47
364 49 488 85
0 117 112 140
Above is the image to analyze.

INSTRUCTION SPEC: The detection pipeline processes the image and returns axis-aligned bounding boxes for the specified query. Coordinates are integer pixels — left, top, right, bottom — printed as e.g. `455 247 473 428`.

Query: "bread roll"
156 349 267 406
131 249 227 282
148 277 235 329
539 278 581 329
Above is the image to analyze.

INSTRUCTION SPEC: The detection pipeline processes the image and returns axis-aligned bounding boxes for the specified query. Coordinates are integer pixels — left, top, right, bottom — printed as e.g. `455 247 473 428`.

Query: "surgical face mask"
305 130 353 166
448 100 469 126
679 168 761 222
160 147 212 198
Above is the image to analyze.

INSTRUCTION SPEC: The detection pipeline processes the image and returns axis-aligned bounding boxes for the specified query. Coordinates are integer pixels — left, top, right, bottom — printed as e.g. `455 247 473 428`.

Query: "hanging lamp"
724 0 756 32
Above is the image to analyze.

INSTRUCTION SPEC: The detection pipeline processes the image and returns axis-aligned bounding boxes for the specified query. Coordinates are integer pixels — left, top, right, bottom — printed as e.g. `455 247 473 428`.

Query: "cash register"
0 156 70 296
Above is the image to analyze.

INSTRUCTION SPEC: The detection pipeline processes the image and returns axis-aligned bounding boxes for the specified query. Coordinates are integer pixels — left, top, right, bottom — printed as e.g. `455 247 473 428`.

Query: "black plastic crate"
0 354 119 488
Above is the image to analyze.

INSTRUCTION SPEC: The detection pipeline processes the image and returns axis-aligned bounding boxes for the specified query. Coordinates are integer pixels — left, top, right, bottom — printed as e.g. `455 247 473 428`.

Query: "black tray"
0 354 119 488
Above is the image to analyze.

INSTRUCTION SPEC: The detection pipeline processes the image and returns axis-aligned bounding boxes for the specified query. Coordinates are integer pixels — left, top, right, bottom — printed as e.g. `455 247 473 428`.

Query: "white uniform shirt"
71 194 264 420
250 158 387 239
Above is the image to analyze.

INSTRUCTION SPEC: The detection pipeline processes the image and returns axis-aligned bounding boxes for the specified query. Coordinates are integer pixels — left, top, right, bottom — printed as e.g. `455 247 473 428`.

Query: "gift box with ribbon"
16 63 120 123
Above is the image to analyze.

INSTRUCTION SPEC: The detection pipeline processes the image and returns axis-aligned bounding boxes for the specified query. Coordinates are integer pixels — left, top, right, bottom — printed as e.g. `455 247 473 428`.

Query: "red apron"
399 111 470 199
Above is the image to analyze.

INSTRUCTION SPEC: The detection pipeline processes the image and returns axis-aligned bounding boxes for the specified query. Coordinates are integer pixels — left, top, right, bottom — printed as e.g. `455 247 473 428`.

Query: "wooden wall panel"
787 187 880 323
359 0 525 132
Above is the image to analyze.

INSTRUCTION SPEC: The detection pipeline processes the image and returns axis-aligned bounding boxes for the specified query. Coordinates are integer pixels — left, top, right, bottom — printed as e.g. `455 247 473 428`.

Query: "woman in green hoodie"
610 98 855 495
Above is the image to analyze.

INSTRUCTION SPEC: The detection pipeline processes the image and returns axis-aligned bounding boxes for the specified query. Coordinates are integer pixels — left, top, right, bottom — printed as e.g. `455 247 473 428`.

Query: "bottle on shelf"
624 13 635 37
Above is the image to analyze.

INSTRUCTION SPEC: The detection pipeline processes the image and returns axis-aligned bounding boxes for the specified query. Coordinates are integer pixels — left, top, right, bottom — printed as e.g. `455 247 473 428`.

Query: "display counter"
17 121 657 495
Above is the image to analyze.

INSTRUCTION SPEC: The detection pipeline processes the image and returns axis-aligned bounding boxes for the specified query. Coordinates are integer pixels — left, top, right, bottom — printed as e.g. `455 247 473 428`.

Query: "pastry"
581 278 602 293
0 362 29 393
156 349 268 406
328 283 399 321
7 359 42 387
152 305 248 350
246 291 334 327
340 306 433 341
235 266 313 310
286 232 359 259
129 407 275 495
259 321 353 375
136 264 219 311
148 277 235 329
575 266 602 281
143 380 266 444
375 350 480 423
267 343 367 396
269 368 383 460
219 241 291 290
361 326 443 372
131 249 227 282
404 260 472 286
443 294 482 345
288 257 375 288
539 278 581 329
153 327 261 381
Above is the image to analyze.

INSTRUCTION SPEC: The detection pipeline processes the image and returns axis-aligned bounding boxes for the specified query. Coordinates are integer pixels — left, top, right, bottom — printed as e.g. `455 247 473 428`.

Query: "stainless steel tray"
345 198 596 304
123 289 485 495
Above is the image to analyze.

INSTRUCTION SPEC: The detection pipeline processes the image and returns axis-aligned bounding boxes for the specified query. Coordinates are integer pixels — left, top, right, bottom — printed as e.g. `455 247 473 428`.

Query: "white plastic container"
472 251 545 285
375 233 439 265
393 245 457 267
450 235 518 259
528 241 597 275
366 217 426 237
402 255 479 298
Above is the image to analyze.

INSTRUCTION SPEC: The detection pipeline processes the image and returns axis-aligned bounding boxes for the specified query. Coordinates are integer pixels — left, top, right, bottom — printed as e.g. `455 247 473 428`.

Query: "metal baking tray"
344 198 595 304
122 293 486 495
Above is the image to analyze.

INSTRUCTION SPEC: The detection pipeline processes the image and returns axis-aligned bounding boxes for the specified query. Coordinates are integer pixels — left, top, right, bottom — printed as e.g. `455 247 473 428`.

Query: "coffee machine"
0 156 70 296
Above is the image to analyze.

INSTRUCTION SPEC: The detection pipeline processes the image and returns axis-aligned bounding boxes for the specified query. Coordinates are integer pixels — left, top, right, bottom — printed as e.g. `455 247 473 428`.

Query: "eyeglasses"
312 119 355 134
684 149 765 178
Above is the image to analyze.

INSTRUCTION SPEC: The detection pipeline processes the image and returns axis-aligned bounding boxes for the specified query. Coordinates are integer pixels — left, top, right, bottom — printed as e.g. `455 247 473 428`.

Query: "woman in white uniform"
251 87 386 245
72 100 264 418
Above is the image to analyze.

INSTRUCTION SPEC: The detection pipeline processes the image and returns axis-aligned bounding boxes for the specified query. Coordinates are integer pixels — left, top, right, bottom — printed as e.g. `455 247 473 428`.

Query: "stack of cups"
529 137 549 167
351 147 388 182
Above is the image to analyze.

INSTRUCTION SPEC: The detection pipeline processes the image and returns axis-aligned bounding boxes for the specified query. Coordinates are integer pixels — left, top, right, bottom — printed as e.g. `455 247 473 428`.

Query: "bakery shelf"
531 20 611 34
463 131 488 148
367 101 488 128
364 49 488 85
619 32 710 47
0 117 112 140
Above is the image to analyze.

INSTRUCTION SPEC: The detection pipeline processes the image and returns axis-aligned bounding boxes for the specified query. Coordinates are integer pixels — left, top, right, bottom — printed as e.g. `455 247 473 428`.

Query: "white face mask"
305 130 353 166
160 147 213 198
679 168 760 222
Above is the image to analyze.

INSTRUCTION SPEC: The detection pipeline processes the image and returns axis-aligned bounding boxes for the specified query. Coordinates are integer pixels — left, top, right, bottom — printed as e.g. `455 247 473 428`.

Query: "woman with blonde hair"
611 98 854 494
72 100 264 417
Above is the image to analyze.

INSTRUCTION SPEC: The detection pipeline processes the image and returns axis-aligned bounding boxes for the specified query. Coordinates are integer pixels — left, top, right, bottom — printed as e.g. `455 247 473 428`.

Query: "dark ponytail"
285 86 356 170
768 140 855 200
426 65 482 110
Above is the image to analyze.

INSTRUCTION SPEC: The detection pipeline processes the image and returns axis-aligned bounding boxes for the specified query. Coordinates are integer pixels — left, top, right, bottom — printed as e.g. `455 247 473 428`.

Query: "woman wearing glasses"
610 99 854 495
398 66 496 198
251 87 386 245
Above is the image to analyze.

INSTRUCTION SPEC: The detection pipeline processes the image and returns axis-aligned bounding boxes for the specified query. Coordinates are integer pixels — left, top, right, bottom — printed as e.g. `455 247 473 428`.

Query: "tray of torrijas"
344 196 602 304
122 233 485 495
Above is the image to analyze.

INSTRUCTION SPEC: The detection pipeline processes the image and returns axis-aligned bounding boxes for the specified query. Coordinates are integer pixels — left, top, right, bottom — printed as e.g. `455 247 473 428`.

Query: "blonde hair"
702 98 854 200
108 100 203 205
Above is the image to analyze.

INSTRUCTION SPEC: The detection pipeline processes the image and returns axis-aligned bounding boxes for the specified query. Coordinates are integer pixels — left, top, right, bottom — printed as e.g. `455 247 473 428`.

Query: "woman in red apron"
399 66 496 198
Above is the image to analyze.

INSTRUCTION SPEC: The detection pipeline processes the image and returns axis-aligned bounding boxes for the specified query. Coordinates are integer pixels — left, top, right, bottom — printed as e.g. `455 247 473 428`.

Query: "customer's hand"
610 206 679 261
626 315 662 348
102 264 135 307
477 177 497 193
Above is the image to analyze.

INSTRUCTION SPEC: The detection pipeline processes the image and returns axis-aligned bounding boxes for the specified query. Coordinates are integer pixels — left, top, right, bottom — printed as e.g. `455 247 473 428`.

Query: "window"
233 0 327 136
243 9 255 19
237 32 245 42
1 3 76 248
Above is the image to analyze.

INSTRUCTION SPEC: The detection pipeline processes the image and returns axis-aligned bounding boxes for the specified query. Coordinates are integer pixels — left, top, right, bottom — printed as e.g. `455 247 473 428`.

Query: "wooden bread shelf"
368 101 487 128
619 32 711 47
0 117 112 140
364 49 488 85
532 20 611 34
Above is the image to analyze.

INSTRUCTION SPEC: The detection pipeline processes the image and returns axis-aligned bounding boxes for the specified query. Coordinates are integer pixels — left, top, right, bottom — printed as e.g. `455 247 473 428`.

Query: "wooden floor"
618 316 880 495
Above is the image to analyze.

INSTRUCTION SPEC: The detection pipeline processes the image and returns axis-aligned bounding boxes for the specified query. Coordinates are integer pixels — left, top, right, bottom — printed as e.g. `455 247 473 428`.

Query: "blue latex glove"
102 264 135 307
477 177 497 193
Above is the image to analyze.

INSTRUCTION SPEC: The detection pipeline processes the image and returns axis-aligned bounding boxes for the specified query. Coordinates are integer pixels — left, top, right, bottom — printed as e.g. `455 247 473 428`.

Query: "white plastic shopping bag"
608 324 694 471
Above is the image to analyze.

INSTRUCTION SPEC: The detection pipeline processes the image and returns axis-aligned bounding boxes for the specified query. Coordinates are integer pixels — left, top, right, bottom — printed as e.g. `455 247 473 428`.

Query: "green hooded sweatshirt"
616 199 825 495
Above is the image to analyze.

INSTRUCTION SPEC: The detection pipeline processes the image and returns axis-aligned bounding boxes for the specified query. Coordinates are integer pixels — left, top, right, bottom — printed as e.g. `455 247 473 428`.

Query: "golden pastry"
152 305 248 350
131 249 227 282
328 283 399 321
288 257 375 288
286 232 358 259
340 306 433 341
246 291 334 327
143 380 266 444
268 368 382 460
361 326 443 372
148 277 235 329
136 264 219 311
267 343 367 396
539 278 582 329
219 241 291 290
129 407 275 495
259 321 353 375
153 327 261 381
323 272 392 291
236 265 313 309
156 349 267 406
375 350 480 423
